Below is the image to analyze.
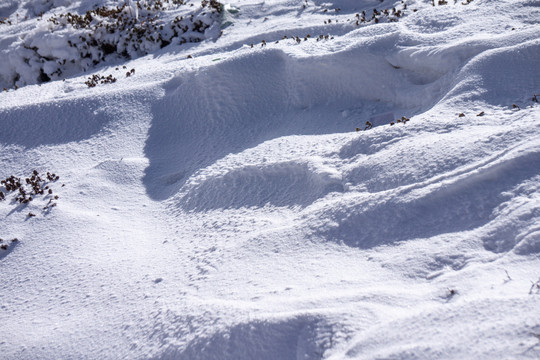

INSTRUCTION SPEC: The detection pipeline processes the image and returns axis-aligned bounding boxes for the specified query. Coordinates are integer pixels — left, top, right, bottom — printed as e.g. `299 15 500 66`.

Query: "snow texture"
1 0 540 359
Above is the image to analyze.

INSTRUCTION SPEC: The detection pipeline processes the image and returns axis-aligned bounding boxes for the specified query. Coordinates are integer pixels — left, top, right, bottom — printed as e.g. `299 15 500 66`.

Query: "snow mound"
312 142 540 251
0 97 110 147
445 38 540 105
332 298 540 360
143 39 462 200
163 315 340 360
180 160 343 211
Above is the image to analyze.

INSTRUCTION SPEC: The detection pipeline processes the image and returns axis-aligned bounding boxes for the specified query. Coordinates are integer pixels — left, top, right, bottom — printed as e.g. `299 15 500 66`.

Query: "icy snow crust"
1 0 540 359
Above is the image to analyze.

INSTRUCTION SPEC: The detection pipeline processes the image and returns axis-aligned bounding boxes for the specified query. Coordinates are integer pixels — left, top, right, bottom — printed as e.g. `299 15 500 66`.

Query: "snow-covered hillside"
1 0 539 358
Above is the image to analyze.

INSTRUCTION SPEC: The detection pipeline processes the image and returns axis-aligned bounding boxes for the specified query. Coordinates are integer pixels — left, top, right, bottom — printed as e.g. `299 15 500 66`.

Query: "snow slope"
1 0 540 359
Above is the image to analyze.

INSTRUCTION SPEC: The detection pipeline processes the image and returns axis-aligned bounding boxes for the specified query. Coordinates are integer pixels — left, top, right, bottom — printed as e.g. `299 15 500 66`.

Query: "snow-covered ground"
1 0 539 358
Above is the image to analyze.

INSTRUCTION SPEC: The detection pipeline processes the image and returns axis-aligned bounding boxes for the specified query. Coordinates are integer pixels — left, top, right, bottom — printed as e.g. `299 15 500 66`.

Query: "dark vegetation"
0 238 18 251
46 0 222 56
0 170 60 209
0 170 62 251
247 0 474 51
84 66 135 87
85 73 117 87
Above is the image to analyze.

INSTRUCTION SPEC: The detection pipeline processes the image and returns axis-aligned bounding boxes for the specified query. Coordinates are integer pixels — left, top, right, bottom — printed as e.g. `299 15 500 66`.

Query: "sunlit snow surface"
1 0 540 359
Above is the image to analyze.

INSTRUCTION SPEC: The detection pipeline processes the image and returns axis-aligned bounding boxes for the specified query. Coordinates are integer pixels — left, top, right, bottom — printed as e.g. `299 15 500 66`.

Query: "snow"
1 0 540 358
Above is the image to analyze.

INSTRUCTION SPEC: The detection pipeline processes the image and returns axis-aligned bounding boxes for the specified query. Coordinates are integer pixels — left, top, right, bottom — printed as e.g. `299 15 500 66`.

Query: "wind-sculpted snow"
159 315 342 360
0 97 111 147
180 161 344 210
444 38 540 105
313 142 540 250
333 297 540 360
1 0 540 359
143 41 461 200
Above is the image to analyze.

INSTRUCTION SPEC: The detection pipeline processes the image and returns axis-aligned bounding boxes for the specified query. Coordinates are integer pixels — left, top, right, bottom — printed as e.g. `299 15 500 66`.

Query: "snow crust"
1 0 539 359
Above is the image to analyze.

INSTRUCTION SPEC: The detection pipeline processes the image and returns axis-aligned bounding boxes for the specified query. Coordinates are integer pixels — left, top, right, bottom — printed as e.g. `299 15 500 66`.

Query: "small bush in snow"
85 73 117 87
0 170 60 210
0 238 19 251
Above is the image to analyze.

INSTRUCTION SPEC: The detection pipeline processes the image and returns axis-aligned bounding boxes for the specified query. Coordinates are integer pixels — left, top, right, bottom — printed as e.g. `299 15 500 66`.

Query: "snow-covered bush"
0 0 222 87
